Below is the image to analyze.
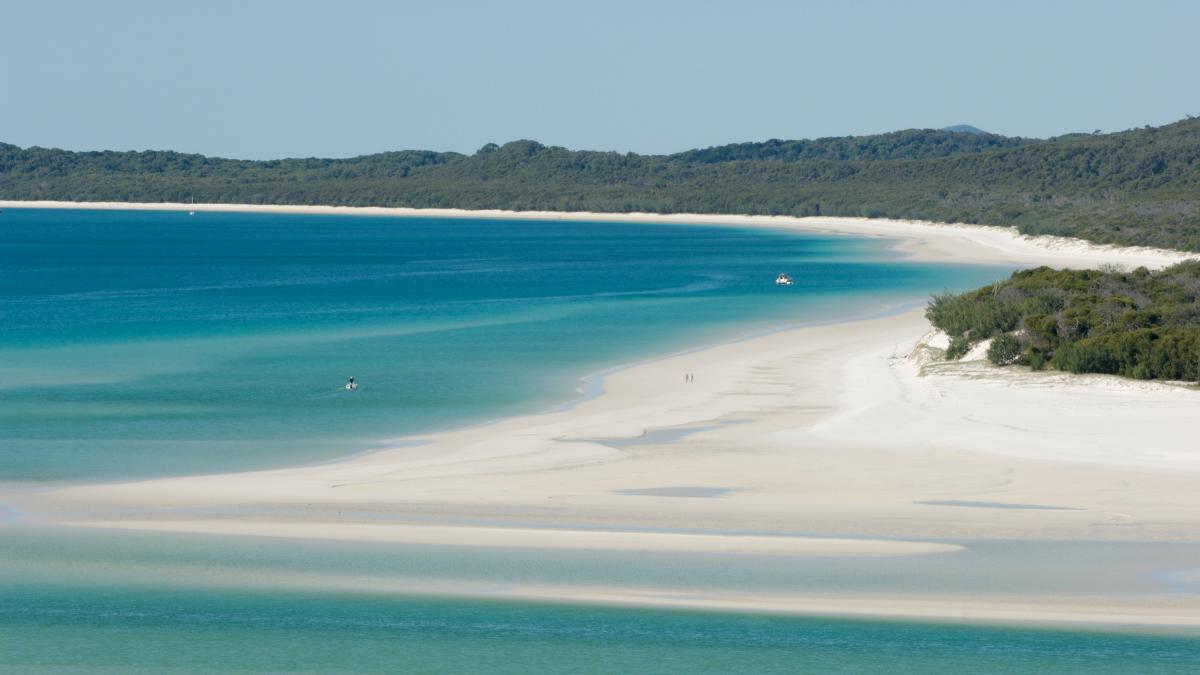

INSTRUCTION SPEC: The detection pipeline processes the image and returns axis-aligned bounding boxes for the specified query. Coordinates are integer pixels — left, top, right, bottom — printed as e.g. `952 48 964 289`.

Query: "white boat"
775 273 794 286
188 196 196 216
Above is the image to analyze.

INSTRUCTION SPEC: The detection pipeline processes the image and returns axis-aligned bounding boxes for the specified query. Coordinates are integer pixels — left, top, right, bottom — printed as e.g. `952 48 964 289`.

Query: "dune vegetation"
927 262 1200 381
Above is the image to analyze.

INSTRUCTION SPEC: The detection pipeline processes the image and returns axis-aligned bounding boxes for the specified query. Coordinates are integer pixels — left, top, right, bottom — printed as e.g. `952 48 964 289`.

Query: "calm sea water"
1 525 1198 673
5 208 1194 671
0 207 1005 482
5 585 1198 674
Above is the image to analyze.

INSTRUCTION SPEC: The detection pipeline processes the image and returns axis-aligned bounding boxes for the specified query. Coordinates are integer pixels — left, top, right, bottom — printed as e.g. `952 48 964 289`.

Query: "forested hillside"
3 117 1200 250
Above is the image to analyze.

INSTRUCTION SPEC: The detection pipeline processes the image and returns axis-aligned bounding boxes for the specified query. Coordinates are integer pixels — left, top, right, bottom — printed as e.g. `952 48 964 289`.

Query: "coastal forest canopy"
3 117 1200 250
927 262 1200 381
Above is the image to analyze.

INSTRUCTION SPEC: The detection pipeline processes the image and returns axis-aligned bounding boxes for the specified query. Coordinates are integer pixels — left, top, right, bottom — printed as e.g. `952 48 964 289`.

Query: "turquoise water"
5 585 1198 674
2 526 1198 673
0 207 1006 482
6 208 1196 671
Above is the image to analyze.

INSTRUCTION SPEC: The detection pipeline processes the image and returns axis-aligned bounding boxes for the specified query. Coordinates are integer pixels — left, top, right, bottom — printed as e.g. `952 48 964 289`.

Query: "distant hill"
941 124 987 135
4 118 1200 251
673 128 1027 162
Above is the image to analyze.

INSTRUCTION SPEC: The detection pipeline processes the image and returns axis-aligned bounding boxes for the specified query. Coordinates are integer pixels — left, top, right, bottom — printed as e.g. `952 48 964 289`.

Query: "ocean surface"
0 207 1006 482
4 207 1197 672
5 584 1198 674
3 525 1199 673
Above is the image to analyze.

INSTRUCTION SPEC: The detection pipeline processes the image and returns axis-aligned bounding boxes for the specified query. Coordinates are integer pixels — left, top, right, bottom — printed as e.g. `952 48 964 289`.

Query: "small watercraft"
775 273 794 286
345 377 358 391
188 196 196 216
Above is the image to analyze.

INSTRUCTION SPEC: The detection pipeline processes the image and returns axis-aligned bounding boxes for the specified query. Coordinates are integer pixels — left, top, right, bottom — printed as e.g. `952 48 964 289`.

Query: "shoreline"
8 201 1200 628
39 308 1200 519
26 310 1200 629
4 199 1196 269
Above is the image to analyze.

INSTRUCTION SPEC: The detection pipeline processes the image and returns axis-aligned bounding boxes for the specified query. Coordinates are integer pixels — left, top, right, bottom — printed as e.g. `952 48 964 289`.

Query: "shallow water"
0 207 1007 482
1 525 1198 672
4 585 1199 674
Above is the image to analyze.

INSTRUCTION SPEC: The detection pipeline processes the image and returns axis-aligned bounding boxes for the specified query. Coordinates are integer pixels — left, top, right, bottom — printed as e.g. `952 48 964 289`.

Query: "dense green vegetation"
3 116 1200 250
671 128 1031 162
926 262 1200 381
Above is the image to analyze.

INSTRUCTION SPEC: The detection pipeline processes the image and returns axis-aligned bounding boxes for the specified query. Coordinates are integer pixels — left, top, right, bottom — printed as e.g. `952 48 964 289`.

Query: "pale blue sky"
2 0 1198 158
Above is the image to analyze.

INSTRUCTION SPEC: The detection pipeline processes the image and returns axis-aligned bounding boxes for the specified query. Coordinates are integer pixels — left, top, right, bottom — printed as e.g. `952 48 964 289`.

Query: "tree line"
927 262 1200 381
3 117 1200 250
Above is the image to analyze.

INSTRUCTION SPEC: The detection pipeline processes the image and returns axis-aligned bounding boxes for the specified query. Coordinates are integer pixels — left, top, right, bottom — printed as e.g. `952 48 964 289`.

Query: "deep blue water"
0 207 1006 482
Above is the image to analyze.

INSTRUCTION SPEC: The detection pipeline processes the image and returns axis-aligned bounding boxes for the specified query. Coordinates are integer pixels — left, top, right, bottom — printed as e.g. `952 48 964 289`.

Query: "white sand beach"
4 199 1196 269
12 200 1200 626
44 309 1200 543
